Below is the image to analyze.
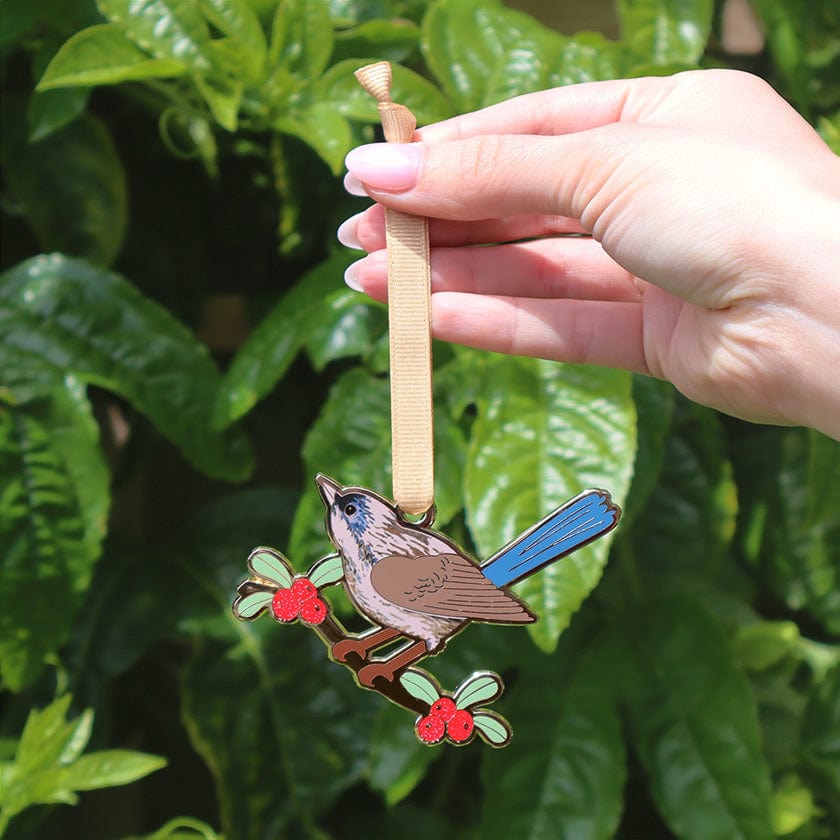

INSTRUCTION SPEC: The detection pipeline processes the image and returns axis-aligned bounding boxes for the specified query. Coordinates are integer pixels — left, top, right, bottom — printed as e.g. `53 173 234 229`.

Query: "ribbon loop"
355 62 434 518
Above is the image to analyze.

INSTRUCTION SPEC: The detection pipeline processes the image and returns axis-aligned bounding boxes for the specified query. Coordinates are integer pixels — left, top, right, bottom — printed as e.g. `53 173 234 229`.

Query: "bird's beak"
315 474 340 508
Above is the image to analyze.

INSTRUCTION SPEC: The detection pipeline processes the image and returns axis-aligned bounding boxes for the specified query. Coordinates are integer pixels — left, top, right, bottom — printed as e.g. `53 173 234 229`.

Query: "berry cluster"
401 669 512 747
271 577 328 625
416 697 474 744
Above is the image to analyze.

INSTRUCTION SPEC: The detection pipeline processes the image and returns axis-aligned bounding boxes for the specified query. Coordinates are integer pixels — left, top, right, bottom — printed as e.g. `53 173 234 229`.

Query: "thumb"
343 131 622 225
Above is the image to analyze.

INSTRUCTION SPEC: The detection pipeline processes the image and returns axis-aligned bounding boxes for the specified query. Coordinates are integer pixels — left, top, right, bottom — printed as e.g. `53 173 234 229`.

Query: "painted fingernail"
344 143 423 192
337 213 363 249
343 172 368 197
344 260 364 292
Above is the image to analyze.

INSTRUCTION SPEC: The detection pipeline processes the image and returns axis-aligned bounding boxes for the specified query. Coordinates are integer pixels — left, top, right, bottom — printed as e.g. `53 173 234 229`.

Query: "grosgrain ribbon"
355 62 434 519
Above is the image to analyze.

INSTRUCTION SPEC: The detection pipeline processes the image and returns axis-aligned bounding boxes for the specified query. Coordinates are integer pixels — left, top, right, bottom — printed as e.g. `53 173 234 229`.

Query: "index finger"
416 77 652 143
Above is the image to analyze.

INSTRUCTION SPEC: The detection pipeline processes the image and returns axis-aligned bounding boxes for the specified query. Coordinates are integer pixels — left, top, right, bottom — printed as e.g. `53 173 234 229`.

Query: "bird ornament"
232 60 621 747
232 475 620 747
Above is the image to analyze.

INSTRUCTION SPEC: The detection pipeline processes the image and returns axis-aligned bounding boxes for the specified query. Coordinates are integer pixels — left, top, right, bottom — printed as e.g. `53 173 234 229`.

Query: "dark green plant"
1 1 838 838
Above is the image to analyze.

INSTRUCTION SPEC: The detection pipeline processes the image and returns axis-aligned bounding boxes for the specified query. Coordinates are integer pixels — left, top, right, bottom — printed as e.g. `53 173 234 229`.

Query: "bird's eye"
345 503 357 516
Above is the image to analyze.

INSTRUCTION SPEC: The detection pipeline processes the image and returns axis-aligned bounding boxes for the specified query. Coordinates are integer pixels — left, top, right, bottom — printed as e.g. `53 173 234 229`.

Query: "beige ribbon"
355 62 434 519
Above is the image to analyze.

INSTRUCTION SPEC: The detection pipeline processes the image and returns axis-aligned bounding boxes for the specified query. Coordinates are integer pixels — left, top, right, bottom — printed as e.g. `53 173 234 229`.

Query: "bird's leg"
331 626 400 663
357 639 427 688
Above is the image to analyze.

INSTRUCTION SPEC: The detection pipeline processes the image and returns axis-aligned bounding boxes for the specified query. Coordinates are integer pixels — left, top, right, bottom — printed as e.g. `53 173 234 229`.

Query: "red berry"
447 709 474 743
299 596 328 625
416 714 445 744
291 578 317 603
271 588 298 622
430 697 457 722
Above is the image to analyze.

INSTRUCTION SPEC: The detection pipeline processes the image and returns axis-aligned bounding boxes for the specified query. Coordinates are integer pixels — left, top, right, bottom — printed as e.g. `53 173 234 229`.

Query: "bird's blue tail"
480 490 620 588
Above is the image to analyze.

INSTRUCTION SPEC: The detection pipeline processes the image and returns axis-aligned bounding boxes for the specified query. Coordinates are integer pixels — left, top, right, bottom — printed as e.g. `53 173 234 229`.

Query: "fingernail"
344 260 364 292
337 213 363 249
344 143 423 192
343 172 368 197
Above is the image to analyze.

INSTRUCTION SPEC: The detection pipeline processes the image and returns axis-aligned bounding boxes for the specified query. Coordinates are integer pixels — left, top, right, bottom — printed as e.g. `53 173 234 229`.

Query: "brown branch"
310 613 428 716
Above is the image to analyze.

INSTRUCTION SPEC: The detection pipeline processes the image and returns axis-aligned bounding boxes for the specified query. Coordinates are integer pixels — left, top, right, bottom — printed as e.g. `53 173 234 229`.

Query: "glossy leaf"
732 426 840 633
0 696 165 833
628 400 739 589
733 621 800 672
60 750 167 791
180 602 375 838
194 73 243 132
214 252 354 427
751 0 840 115
275 101 352 174
480 630 625 839
304 289 387 373
422 0 564 110
617 0 714 64
0 379 108 690
14 696 87 777
464 357 636 651
771 775 817 836
312 59 452 125
0 255 252 481
96 0 215 72
37 23 187 90
613 595 774 839
198 0 266 64
268 0 332 77
28 88 90 142
421 0 627 107
367 702 441 806
0 107 127 268
621 375 673 524
290 366 465 565
332 19 420 64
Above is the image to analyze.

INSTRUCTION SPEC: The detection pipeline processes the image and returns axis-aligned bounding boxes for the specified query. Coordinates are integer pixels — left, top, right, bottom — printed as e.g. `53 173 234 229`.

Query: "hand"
337 70 840 440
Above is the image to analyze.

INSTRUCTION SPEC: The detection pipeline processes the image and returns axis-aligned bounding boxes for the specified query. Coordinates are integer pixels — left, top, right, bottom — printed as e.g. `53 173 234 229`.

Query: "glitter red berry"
416 714 445 744
291 578 317 602
447 709 474 742
271 588 299 622
430 697 457 722
299 596 328 625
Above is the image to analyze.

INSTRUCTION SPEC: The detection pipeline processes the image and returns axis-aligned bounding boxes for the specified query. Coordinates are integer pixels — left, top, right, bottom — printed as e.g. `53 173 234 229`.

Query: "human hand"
337 70 840 440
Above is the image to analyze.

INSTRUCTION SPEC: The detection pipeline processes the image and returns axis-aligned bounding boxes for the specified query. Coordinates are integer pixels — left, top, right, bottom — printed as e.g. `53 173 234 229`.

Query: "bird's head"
315 475 398 557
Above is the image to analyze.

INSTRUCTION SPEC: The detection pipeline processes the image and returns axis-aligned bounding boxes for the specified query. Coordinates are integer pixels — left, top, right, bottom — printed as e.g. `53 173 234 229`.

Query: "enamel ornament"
233 476 620 747
232 63 622 747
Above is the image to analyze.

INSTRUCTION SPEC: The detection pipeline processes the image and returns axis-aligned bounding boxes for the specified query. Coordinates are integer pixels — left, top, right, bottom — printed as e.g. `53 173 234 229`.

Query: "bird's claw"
357 661 399 687
331 638 369 663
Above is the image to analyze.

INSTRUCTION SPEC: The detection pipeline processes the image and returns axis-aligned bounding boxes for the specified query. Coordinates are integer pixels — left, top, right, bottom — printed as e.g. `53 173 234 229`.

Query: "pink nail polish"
337 214 363 249
344 261 364 292
343 172 368 197
344 143 423 192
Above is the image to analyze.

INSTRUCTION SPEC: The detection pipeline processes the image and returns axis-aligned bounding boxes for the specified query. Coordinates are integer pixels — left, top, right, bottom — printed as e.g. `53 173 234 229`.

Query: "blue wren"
315 474 619 687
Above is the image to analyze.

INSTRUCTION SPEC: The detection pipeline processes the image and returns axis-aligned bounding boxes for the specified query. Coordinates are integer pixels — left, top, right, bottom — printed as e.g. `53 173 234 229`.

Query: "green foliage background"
1 0 839 838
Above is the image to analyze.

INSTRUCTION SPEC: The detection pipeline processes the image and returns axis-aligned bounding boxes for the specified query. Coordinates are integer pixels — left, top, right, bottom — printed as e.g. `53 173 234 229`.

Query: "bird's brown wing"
370 553 535 623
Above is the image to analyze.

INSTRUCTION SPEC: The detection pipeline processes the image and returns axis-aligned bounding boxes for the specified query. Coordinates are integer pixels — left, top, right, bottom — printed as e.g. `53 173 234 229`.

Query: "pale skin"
336 70 840 441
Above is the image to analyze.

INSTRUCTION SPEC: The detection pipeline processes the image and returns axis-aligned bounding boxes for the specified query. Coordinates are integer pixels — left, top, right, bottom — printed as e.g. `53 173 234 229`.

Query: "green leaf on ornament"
308 554 345 589
399 670 441 706
453 672 503 709
232 591 273 620
247 547 293 588
473 712 511 747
